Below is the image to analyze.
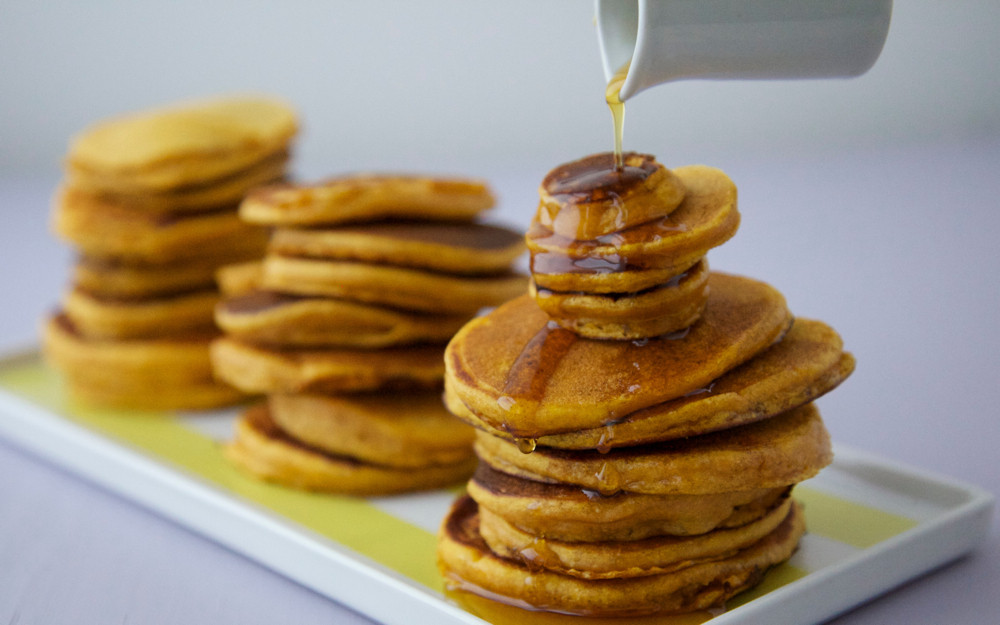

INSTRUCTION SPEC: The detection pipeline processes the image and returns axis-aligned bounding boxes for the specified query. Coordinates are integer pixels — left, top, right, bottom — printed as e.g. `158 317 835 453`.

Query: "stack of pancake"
437 153 855 616
42 96 298 409
211 175 528 494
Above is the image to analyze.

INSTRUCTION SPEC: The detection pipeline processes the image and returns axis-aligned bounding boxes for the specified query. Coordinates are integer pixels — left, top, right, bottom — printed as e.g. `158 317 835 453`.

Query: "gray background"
1 1 998 624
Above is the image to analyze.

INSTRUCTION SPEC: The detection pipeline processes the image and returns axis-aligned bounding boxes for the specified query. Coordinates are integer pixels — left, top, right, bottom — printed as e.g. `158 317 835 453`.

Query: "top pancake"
445 272 791 436
528 165 740 293
240 175 495 226
66 95 298 194
534 152 686 240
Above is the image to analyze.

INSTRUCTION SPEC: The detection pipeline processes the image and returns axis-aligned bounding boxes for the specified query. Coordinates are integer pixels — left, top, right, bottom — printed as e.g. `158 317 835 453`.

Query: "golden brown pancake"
53 187 269 263
528 165 740 291
268 392 475 469
240 175 495 226
65 96 298 194
534 152 686 240
41 314 244 409
216 290 469 348
210 336 445 394
445 272 791 437
215 260 264 296
529 258 710 340
269 221 525 276
63 287 218 339
437 494 805 617
474 404 831 496
74 251 263 299
66 151 288 213
259 255 527 315
467 465 789 542
448 317 854 448
479 497 793 579
226 404 476 495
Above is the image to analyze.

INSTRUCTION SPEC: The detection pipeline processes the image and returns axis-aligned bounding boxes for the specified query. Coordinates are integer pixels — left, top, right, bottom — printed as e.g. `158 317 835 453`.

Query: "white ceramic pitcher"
596 0 893 100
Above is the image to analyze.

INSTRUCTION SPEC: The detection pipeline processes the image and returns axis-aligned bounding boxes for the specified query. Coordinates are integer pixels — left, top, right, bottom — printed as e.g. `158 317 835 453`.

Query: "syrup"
606 61 630 170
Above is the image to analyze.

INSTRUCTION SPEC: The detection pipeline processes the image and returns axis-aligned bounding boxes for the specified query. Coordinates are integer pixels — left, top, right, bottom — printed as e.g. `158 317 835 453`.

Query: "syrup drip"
594 461 623 496
497 320 578 439
606 61 630 170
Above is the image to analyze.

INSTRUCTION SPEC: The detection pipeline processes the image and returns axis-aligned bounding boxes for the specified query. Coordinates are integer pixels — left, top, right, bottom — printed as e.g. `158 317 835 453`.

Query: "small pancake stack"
211 175 528 494
437 153 856 616
42 96 298 409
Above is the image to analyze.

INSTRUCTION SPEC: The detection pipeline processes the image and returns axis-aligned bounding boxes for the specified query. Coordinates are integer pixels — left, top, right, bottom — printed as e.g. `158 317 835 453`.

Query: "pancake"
535 153 686 241
65 151 288 214
215 290 469 348
268 392 475 469
53 187 269 263
479 497 793 580
467 464 789 542
226 404 476 495
240 174 495 226
437 495 805 617
474 404 832 496
529 258 710 340
448 318 854 448
42 314 244 409
445 272 791 437
269 221 525 276
215 260 263 296
528 165 740 291
65 95 298 194
210 336 445 394
74 250 262 298
260 255 527 315
63 287 218 339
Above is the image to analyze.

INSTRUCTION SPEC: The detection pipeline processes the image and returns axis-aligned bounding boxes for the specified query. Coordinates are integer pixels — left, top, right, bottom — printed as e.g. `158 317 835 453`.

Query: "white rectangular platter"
0 351 993 625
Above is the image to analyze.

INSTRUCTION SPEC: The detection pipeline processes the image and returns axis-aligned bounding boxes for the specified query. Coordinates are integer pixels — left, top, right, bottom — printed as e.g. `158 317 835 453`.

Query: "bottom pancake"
226 404 476 495
478 497 793 580
268 392 475 468
437 495 804 617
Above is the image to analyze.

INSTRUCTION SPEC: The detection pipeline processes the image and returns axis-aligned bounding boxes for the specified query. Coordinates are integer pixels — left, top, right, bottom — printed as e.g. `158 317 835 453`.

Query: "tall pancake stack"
211 175 528 494
437 153 856 616
42 96 297 409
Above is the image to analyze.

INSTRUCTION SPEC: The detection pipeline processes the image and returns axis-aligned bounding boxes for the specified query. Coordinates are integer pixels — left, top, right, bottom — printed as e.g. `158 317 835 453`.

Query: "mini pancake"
437 495 805 617
53 187 269 263
65 96 298 194
268 221 525 275
42 314 244 409
240 175 495 226
479 497 793 580
227 404 476 495
535 152 687 240
474 403 832 496
74 250 262 298
528 165 740 291
268 392 475 468
448 318 854 449
66 151 289 213
216 290 469 348
210 336 445 394
445 272 791 436
215 260 263 296
260 255 527 315
467 464 789 542
63 287 218 339
529 258 710 340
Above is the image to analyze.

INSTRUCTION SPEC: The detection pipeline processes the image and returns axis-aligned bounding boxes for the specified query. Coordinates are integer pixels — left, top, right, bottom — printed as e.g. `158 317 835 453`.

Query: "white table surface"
2 138 998 624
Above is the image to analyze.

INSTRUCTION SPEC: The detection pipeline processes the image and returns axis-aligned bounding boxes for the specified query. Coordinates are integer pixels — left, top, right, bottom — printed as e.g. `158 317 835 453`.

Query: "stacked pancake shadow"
42 96 297 409
211 175 528 494
437 153 855 616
